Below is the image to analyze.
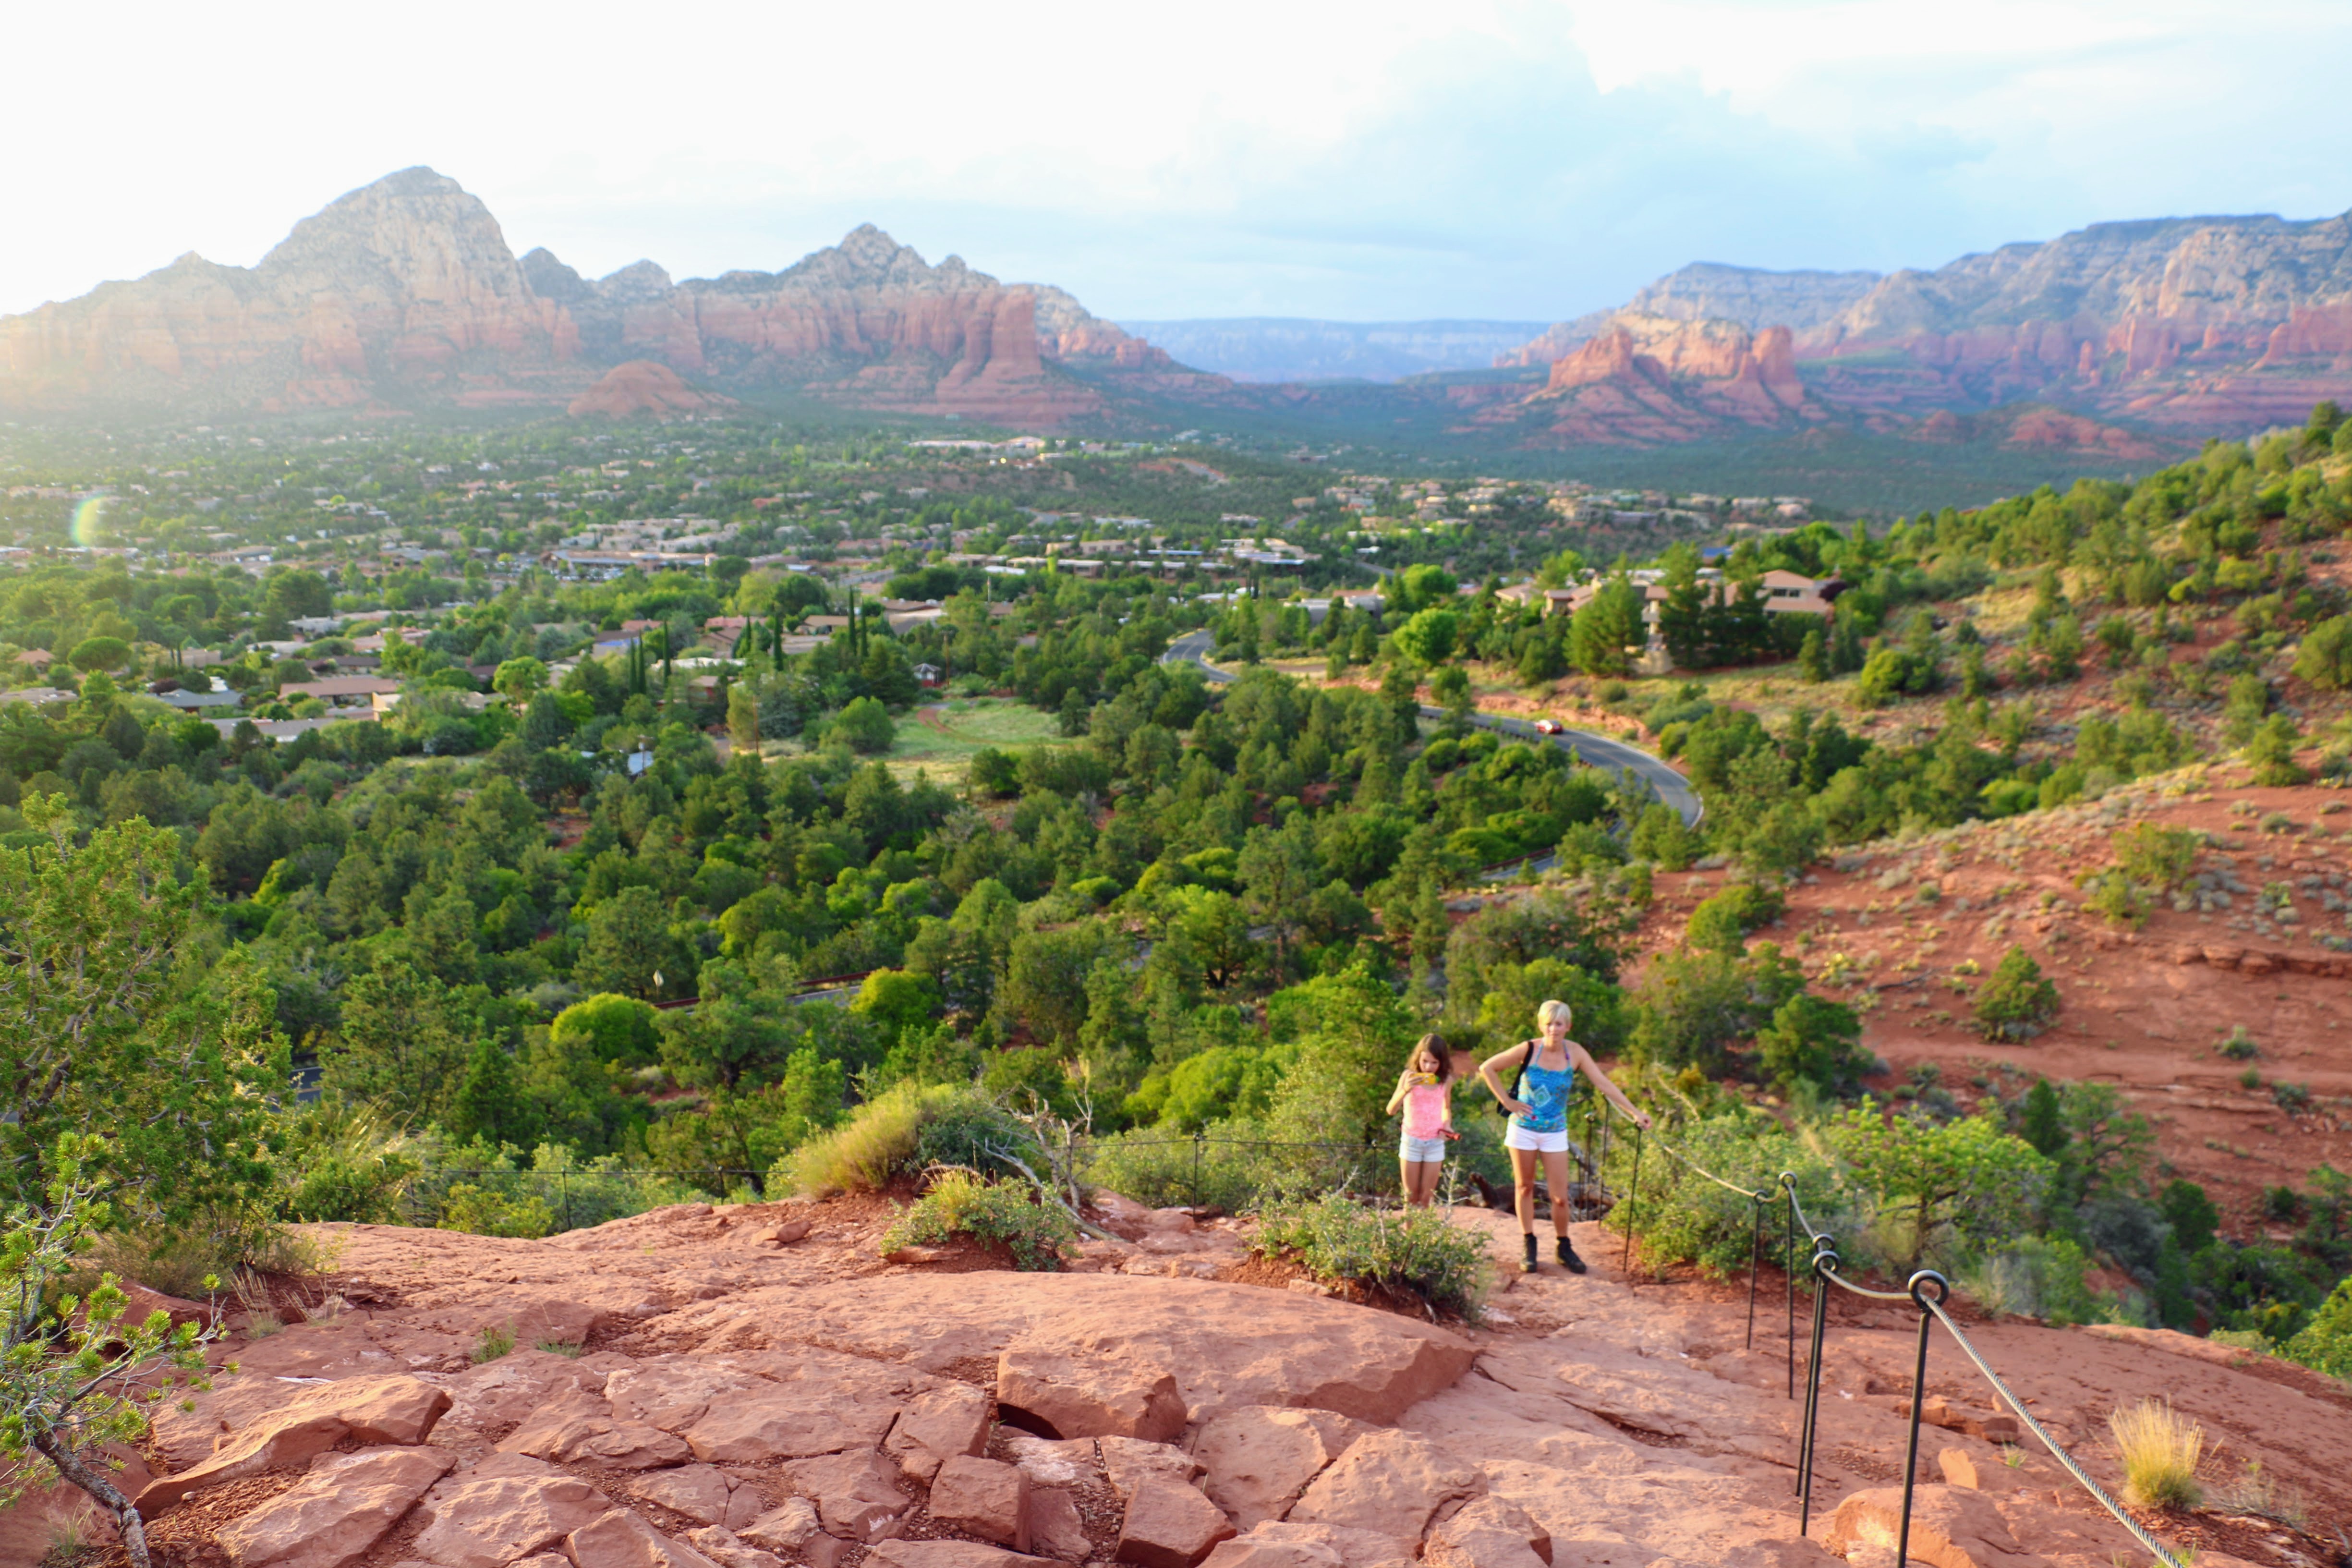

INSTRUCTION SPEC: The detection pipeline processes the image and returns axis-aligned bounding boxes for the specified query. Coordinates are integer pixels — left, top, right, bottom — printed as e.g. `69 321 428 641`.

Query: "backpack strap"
1509 1039 1539 1106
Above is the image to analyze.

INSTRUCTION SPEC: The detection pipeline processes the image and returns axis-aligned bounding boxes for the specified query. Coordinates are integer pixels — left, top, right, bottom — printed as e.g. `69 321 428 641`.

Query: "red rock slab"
217 1445 456 1568
787 1275 1475 1425
633 1465 764 1530
137 1374 452 1515
1288 1431 1486 1543
568 1508 727 1568
407 1460 615 1568
1217 1521 1416 1568
885 1383 992 1481
999 1347 1187 1442
931 1455 1032 1550
683 1388 898 1464
1427 1498 1551 1568
1193 1406 1372 1528
1024 1485 1092 1562
498 1389 693 1470
782 1448 911 1542
1116 1478 1238 1568
1822 1484 2038 1568
868 1543 1062 1568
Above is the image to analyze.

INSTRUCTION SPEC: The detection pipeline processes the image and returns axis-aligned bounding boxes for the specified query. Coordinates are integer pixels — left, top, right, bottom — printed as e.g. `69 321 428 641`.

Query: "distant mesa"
0 169 1212 430
10 168 2352 450
1494 213 2352 438
567 360 733 419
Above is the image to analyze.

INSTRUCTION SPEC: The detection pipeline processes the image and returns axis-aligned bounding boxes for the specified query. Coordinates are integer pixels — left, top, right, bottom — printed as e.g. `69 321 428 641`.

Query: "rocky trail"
8 1196 2348 1568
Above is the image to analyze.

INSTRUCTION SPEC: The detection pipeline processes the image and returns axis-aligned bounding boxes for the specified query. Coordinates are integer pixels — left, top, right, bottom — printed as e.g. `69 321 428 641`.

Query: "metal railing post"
1796 1238 1835 1528
1896 1272 1951 1568
1745 1191 1763 1349
1782 1174 1798 1401
1621 1123 1643 1281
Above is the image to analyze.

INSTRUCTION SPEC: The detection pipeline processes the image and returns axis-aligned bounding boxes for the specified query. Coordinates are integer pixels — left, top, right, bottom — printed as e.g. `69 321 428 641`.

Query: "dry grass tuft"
2106 1398 2203 1510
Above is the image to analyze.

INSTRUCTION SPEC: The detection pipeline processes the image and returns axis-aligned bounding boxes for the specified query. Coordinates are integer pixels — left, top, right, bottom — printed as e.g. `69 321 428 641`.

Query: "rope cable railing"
1593 1102 2186 1568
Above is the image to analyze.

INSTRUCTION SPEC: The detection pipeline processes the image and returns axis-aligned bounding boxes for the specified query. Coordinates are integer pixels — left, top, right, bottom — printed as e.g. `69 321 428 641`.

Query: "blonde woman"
1479 999 1651 1274
1385 1033 1458 1207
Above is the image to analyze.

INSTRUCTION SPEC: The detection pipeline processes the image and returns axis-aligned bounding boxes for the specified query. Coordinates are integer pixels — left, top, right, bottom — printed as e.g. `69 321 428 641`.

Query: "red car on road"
1533 718 1563 735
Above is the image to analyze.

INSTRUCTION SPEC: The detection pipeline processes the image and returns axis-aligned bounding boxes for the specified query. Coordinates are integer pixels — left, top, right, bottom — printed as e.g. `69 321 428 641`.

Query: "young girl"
1479 999 1651 1274
1385 1033 1458 1207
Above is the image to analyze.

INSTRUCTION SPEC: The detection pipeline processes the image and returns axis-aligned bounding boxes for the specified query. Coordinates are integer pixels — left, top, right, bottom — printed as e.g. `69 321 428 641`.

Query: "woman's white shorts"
1503 1124 1570 1154
1399 1134 1449 1162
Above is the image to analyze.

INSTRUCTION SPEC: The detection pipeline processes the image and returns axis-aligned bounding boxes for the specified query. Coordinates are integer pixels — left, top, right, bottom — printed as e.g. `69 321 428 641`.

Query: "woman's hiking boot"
1521 1233 1539 1273
1557 1236 1588 1274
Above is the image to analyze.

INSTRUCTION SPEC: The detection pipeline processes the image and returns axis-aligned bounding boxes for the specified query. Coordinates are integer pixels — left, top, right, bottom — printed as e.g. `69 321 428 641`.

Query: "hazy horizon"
5 0 2347 325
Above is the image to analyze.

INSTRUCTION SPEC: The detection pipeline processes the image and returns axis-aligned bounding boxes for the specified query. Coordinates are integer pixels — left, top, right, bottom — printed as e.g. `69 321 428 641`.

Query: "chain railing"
1601 1106 2185 1568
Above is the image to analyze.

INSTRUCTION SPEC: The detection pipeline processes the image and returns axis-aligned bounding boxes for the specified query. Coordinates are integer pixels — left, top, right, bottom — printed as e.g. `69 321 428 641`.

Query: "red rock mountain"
0 169 1208 427
1498 212 2352 439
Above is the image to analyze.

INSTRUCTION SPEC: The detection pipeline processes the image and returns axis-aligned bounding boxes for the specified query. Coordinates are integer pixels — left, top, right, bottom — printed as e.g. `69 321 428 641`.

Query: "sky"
4 0 2347 325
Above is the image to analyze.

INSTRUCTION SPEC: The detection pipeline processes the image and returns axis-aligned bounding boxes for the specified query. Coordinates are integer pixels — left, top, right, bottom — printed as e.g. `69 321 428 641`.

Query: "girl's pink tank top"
1404 1081 1449 1139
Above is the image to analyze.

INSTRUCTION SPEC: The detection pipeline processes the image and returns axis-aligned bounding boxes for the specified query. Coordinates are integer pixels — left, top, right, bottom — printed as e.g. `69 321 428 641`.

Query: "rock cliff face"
0 170 1199 428
1462 313 1819 446
1498 211 2352 436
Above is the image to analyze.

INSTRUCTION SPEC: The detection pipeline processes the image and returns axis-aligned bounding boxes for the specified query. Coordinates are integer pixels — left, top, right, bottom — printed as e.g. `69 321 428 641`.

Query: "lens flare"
71 494 111 547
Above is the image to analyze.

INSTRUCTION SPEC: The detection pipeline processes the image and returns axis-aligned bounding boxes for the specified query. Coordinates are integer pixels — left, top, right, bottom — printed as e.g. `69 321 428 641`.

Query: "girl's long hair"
1403 1033 1454 1083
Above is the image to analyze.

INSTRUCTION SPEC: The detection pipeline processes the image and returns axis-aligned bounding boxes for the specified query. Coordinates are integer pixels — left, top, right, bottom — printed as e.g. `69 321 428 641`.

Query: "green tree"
549 993 663 1069
1826 1105 2052 1268
1754 991 1867 1098
1568 579 1644 678
1796 627 1829 683
2 1136 220 1568
492 656 549 704
1394 564 1459 613
2293 615 2352 691
574 886 686 999
1393 607 1461 667
1 798 283 1227
832 696 896 754
1685 881 1784 952
67 636 132 673
996 924 1111 1048
1264 964 1418 1147
324 963 471 1124
2158 1178 2219 1256
2246 715 2308 786
1974 946 2060 1041
2286 1275 2352 1377
851 968 943 1047
451 1037 537 1148
727 684 761 756
2019 1077 2067 1157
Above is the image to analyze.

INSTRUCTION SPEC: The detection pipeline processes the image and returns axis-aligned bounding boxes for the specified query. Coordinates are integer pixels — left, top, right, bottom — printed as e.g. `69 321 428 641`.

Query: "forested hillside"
3 404 2351 1400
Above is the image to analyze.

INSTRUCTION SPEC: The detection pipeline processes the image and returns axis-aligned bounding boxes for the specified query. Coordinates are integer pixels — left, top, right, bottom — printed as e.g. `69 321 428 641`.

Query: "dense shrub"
2284 1275 2352 1376
1256 1193 1489 1320
1685 881 1785 950
878 1170 1075 1270
1974 947 2060 1041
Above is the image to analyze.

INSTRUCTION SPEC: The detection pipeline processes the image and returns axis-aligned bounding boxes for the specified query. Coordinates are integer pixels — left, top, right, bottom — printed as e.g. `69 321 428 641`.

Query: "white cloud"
0 0 2343 322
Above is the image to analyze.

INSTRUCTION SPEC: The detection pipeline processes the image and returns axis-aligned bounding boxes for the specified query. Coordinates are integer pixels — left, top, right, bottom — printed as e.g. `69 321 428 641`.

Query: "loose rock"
218 1446 456 1568
885 1383 993 1481
1117 1477 1238 1568
929 1454 1032 1551
783 1448 911 1542
999 1345 1188 1442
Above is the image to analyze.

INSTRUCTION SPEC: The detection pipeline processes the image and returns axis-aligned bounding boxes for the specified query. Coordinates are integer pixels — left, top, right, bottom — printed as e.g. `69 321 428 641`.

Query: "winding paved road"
1159 631 1702 827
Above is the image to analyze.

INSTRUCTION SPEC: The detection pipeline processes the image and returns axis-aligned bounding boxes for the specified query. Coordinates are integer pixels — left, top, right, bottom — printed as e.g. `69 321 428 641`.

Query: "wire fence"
1603 1109 2185 1568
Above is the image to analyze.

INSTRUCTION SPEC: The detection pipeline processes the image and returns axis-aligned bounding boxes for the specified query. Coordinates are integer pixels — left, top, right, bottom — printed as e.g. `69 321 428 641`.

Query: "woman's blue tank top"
1512 1050 1576 1133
